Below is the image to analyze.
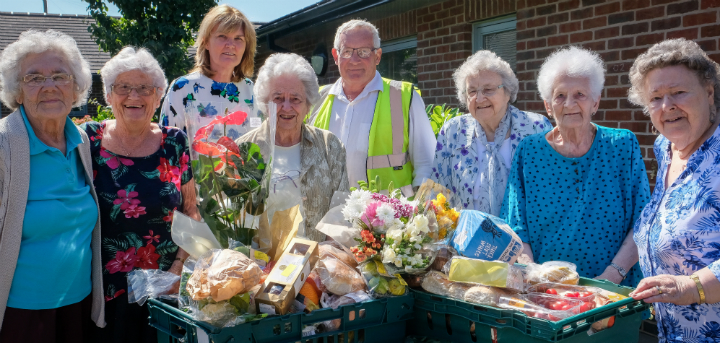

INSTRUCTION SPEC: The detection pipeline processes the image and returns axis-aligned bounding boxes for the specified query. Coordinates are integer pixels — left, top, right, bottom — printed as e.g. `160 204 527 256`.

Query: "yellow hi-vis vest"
308 78 416 197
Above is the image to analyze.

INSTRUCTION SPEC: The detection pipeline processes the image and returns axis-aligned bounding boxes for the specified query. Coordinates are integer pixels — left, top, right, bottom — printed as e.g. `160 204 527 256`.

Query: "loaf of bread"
315 255 367 295
187 249 263 302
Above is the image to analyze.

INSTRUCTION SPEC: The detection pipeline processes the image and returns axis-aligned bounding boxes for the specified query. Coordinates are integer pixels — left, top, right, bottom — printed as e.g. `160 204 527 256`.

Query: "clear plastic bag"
525 261 580 286
318 240 357 268
499 293 586 322
420 270 453 297
319 291 372 331
126 269 180 306
357 260 406 297
443 256 524 291
315 254 367 296
413 179 459 243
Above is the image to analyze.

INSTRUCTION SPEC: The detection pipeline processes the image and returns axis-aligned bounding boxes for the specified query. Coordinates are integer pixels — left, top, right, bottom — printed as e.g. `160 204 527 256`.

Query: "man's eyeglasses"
112 84 158 96
338 47 378 59
21 73 73 87
467 85 504 98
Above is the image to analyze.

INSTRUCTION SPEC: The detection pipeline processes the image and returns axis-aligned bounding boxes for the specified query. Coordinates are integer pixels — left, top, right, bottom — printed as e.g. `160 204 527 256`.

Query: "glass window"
473 15 517 71
377 37 417 84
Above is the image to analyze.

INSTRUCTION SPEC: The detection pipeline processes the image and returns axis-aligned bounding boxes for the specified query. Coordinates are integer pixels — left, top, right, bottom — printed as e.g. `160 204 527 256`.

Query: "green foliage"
425 104 462 137
88 98 115 121
83 0 217 80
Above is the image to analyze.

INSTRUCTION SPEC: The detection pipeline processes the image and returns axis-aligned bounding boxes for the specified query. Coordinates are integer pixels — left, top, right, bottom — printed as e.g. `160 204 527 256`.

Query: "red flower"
179 153 189 173
100 148 134 169
143 230 160 245
163 208 177 222
194 111 248 141
361 230 376 244
157 158 181 182
217 136 241 155
90 125 104 142
104 289 125 302
113 189 140 210
124 204 147 218
106 247 138 274
135 244 160 269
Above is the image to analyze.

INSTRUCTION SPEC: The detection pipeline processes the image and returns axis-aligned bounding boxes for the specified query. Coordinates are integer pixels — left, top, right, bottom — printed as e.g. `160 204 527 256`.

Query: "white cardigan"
0 109 105 329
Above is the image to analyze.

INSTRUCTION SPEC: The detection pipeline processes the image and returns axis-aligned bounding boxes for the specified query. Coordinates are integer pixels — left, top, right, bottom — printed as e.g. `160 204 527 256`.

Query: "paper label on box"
249 117 262 128
268 254 305 283
259 303 276 315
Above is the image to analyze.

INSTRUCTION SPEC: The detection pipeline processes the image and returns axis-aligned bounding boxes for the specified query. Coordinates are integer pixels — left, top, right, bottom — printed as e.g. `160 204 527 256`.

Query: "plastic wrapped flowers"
382 213 434 272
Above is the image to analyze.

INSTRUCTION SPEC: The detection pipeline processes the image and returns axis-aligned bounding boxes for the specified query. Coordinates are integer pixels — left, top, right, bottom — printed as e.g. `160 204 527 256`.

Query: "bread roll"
315 255 366 295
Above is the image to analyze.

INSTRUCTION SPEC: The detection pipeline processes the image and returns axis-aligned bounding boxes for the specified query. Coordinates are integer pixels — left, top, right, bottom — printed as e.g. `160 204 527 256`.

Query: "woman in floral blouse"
159 5 257 142
628 39 720 342
84 47 200 342
431 50 551 214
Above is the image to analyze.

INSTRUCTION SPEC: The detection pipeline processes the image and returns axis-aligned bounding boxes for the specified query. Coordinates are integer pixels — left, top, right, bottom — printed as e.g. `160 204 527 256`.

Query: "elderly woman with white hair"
81 46 200 342
431 50 551 213
237 53 349 241
626 39 720 341
0 29 102 342
501 46 650 287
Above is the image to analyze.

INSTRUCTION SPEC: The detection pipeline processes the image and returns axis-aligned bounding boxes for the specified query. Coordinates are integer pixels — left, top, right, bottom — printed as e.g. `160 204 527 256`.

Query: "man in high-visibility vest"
307 19 436 197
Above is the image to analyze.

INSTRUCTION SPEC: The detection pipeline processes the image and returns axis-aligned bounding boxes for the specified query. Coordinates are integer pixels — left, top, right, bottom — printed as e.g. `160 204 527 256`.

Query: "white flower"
376 203 396 224
414 243 422 250
348 189 372 204
342 201 365 222
382 248 396 265
387 228 404 242
413 215 430 234
405 248 412 254
394 257 403 267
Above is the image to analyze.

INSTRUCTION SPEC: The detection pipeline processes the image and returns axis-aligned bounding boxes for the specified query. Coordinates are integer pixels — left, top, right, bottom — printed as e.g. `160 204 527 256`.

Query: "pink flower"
100 148 134 169
158 157 182 191
124 204 147 218
113 189 140 210
135 244 160 269
143 230 160 245
179 153 189 173
360 202 385 228
106 247 138 274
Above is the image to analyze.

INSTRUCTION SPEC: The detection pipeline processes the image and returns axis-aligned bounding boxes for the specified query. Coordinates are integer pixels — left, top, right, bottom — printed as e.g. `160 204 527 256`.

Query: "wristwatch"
610 263 627 280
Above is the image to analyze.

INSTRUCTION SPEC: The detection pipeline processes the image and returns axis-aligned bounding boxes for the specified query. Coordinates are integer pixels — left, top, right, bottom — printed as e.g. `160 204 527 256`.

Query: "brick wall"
514 0 720 183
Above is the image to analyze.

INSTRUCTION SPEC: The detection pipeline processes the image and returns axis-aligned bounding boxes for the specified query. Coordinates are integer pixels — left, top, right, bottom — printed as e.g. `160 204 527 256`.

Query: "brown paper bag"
265 204 303 261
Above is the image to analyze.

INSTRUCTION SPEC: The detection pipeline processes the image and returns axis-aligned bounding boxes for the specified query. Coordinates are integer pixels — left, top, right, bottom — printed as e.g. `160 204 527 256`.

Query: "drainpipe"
43 0 48 13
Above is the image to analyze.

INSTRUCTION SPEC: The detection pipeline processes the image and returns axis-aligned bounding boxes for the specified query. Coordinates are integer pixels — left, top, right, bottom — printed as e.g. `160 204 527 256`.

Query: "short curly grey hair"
333 19 381 50
628 38 720 115
0 29 92 111
254 53 320 116
100 46 168 101
453 50 519 108
537 46 605 102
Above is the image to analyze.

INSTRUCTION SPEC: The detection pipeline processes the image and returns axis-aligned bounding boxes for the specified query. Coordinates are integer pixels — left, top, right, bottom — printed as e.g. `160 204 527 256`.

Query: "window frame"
472 14 517 53
381 36 416 53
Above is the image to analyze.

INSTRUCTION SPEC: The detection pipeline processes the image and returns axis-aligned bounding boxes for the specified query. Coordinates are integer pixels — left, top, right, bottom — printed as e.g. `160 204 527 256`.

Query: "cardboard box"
255 238 319 315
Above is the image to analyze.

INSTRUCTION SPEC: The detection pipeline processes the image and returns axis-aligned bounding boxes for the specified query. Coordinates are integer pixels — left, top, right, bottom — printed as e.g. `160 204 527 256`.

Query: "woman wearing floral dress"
84 47 200 342
159 5 257 142
628 39 720 342
431 50 551 214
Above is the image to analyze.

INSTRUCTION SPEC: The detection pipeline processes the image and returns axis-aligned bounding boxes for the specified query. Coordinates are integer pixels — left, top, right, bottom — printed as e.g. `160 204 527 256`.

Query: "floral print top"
431 105 551 212
634 126 720 342
82 121 192 302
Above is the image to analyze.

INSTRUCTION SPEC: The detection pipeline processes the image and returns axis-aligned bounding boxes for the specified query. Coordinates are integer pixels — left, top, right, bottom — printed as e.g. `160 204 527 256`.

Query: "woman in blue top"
501 46 650 287
432 50 551 214
0 30 104 342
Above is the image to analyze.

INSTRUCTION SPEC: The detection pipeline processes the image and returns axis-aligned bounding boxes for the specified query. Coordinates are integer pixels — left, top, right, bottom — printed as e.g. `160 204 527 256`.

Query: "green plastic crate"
148 292 414 343
408 278 650 343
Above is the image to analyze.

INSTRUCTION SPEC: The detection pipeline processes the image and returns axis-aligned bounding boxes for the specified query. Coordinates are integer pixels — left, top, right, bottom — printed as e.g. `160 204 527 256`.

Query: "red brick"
601 50 620 62
620 74 631 85
596 27 620 39
622 48 648 60
570 31 594 43
667 28 699 40
600 99 618 109
518 8 535 19
606 75 619 86
548 12 570 24
518 29 537 40
442 0 457 10
517 20 527 31
442 17 457 27
548 34 570 45
698 39 717 51
606 110 633 120
517 41 527 50
429 3 442 12
583 40 606 51
437 45 450 54
609 12 634 24
517 91 536 101
620 122 648 131
583 16 607 30
528 38 548 49
596 2 621 15
527 17 548 28
623 22 649 35
538 3 558 15
684 12 717 27
636 32 665 46
702 0 720 8
667 0 699 14
442 35 457 44
702 25 720 37
636 134 657 146
538 25 558 37
518 0 528 9
437 27 450 36
537 47 558 59
709 53 720 64
636 6 665 19
623 0 650 10
607 62 632 74
435 9 451 20
653 0 678 5
608 37 634 50
518 50 536 61
652 17 681 31
571 7 594 20
607 87 630 97
560 21 582 33
527 60 544 70
559 0 580 11
424 47 437 55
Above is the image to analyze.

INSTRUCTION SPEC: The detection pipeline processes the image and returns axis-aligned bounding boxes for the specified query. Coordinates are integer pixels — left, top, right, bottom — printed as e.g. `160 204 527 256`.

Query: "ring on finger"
656 286 663 295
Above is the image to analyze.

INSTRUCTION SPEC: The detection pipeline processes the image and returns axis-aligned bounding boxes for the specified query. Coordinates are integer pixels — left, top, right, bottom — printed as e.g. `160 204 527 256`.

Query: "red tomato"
549 302 564 311
564 292 579 298
548 314 561 321
579 302 593 313
579 292 593 298
546 289 558 295
561 304 573 311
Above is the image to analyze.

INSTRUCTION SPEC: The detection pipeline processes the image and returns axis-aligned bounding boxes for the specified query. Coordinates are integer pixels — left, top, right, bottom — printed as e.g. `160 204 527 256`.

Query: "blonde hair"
191 5 256 82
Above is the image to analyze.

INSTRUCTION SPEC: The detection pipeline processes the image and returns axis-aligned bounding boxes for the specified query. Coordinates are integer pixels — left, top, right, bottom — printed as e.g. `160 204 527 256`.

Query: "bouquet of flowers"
428 193 460 240
341 177 416 263
191 110 271 248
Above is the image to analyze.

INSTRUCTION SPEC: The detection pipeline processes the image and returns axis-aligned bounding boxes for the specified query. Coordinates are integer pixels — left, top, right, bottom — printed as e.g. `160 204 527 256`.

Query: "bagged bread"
525 261 580 286
448 282 472 300
315 255 366 295
318 241 357 268
463 285 518 307
187 249 263 302
446 256 524 291
421 271 453 296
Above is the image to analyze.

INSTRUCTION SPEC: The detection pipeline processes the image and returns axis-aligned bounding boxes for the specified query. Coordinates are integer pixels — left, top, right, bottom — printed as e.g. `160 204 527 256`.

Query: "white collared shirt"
324 71 436 187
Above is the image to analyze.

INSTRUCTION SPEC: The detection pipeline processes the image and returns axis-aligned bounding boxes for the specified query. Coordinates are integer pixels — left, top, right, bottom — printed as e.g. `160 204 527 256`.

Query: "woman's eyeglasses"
112 83 158 96
467 85 504 98
21 73 73 87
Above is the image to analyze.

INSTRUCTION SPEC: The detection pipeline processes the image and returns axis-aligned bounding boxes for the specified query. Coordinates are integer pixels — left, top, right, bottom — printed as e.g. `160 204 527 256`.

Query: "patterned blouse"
83 122 192 302
634 126 720 342
236 122 350 241
431 105 551 212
